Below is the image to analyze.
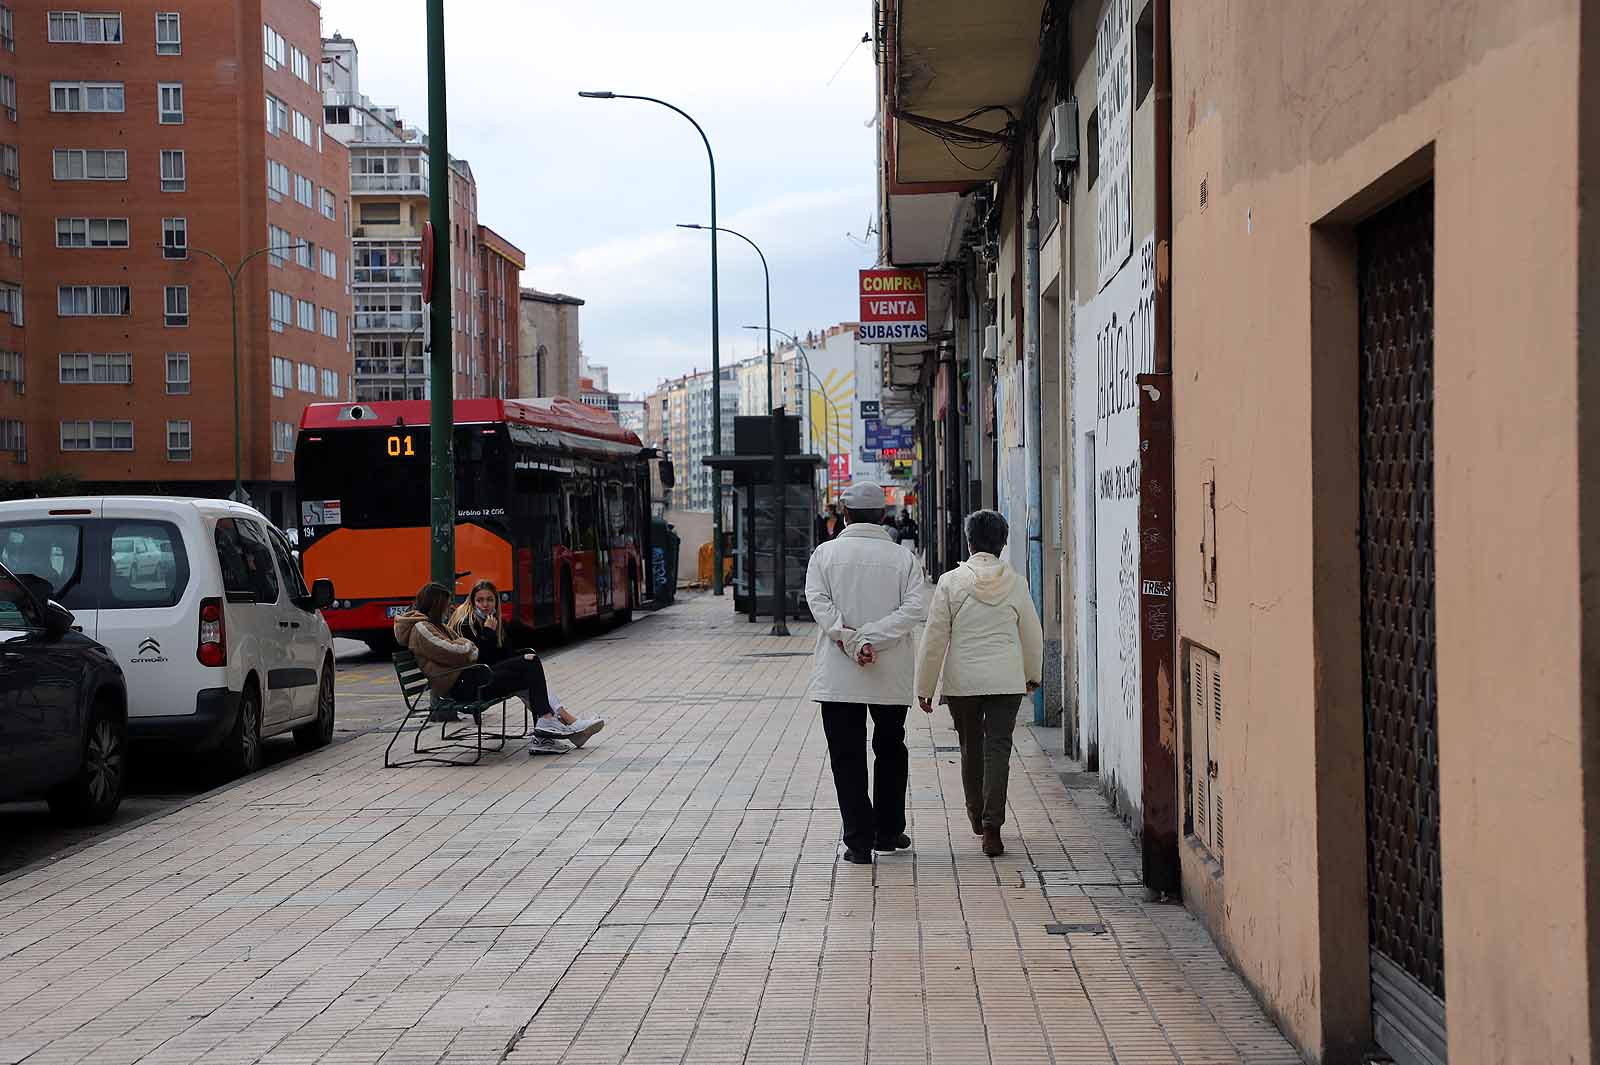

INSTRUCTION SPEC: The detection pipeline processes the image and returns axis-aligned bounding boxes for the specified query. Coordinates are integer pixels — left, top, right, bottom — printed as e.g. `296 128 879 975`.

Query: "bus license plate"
386 605 407 619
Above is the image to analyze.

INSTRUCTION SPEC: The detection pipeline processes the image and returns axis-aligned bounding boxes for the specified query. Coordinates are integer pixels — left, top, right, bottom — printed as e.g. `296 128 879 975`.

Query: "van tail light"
197 597 226 667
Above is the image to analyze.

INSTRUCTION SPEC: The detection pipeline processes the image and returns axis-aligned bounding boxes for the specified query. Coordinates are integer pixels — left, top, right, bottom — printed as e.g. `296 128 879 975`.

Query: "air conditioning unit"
1052 100 1079 166
981 325 999 363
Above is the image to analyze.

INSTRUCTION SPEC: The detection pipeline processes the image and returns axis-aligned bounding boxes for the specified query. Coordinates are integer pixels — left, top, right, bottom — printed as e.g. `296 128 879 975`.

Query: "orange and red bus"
294 397 657 652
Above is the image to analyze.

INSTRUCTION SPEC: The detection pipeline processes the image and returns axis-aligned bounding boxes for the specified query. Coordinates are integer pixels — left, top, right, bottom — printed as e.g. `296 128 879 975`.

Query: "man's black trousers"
819 702 909 853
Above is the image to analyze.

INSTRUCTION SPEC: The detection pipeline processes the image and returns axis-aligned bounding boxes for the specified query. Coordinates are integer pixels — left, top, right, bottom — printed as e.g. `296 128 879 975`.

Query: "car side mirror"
43 601 74 638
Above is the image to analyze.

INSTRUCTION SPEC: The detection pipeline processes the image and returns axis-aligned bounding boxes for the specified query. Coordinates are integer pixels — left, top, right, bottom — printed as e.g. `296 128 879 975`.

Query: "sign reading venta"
857 269 928 344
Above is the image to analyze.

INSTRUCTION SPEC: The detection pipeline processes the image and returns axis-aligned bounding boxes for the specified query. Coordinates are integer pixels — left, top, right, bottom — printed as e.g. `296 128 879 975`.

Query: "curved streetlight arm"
684 223 771 409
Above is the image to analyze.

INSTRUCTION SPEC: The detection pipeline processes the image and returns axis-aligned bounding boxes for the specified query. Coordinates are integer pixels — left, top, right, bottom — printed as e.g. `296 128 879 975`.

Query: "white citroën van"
0 497 337 777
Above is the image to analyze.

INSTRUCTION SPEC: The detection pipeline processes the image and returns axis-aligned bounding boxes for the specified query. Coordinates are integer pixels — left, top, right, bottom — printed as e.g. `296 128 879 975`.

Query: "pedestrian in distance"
804 481 928 865
814 509 832 545
449 579 604 754
880 512 901 543
896 510 919 551
913 510 1043 857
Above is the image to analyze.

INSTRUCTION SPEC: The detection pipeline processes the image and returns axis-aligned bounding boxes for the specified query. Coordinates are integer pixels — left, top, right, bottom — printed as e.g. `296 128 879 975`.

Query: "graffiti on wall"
1118 528 1139 720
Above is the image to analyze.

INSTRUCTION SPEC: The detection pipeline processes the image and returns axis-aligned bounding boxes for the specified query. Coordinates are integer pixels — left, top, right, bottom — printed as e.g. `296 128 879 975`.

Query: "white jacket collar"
838 523 893 541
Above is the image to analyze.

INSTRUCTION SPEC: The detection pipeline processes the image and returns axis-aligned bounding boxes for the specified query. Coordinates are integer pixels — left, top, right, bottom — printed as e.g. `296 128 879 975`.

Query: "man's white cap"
840 481 886 509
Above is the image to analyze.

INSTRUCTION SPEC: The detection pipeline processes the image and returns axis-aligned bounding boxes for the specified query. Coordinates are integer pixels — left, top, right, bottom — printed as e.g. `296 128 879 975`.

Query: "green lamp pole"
426 0 455 590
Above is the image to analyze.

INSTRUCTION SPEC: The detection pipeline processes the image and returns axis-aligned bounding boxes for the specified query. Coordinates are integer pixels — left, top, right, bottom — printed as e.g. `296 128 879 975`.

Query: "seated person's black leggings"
450 655 556 718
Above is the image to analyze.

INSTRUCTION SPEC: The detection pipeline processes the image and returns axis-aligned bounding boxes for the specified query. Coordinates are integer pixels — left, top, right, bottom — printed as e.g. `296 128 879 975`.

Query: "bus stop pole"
425 0 456 591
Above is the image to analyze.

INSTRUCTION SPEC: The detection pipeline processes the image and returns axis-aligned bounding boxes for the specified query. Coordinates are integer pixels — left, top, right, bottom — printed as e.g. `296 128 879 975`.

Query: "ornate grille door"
1358 183 1446 1065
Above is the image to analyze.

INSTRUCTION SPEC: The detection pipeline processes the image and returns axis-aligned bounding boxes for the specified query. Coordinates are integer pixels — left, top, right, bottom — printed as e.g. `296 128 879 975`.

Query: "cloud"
317 0 879 397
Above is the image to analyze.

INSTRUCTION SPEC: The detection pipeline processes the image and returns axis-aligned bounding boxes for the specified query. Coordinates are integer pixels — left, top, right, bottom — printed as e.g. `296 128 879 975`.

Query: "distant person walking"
914 510 1043 857
896 511 919 551
805 481 928 865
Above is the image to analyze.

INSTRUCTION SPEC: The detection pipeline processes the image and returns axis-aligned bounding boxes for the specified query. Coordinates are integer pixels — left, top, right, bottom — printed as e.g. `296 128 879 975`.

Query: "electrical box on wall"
1051 100 1079 165
981 325 998 363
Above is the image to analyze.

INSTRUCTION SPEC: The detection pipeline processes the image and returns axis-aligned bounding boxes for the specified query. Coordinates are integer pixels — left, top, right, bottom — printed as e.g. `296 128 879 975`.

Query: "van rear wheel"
220 683 262 779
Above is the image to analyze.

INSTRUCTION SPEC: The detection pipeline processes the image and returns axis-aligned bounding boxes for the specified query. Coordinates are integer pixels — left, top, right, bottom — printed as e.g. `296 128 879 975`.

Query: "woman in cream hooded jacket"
915 510 1044 855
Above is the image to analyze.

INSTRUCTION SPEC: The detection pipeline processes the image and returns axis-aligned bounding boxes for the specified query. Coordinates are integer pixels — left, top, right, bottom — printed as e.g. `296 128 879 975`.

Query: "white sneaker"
565 718 604 748
527 735 569 756
533 716 576 738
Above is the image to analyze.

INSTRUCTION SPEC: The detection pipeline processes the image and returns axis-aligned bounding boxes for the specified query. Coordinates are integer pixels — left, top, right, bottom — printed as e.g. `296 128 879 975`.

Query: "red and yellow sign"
857 268 928 344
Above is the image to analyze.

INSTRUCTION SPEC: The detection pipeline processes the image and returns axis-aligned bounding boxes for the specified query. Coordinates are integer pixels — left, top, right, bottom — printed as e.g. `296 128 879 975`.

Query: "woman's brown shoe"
982 826 1004 857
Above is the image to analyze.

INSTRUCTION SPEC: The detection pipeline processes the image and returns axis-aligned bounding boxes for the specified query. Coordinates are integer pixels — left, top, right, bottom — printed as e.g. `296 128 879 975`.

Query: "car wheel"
293 666 335 751
221 682 262 779
48 699 125 825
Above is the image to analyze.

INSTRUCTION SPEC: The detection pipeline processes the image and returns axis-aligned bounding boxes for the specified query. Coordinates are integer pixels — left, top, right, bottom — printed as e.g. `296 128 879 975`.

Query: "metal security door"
1357 183 1446 1065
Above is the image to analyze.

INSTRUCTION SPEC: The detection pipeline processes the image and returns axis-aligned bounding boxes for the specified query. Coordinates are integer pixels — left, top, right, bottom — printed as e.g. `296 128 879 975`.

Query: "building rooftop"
521 288 585 307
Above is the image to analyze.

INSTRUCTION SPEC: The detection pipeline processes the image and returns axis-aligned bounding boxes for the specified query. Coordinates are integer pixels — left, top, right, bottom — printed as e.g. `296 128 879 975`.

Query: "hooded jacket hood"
961 552 1018 605
392 609 428 645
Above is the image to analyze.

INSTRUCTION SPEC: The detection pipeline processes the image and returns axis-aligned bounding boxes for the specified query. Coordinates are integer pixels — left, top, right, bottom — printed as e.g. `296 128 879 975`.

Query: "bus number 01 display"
386 434 416 457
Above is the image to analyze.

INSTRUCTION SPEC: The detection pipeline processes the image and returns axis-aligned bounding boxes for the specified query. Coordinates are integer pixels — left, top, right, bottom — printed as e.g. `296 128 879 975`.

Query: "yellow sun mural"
809 368 854 456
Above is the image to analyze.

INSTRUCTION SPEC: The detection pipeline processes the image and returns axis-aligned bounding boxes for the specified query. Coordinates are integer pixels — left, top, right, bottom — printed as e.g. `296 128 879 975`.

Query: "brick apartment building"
3 2 353 530
323 34 522 403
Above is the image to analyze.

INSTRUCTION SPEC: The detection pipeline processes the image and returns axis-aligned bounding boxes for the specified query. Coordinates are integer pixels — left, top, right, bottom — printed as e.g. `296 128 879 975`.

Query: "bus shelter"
704 415 821 622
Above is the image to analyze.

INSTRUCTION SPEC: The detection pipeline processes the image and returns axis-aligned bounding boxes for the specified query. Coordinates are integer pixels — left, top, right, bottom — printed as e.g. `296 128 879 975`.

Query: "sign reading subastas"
857 269 928 343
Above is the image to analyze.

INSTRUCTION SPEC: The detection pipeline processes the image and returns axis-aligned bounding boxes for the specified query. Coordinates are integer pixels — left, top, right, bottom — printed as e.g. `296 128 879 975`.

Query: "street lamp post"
679 224 769 411
191 241 308 504
425 0 456 591
580 90 726 594
756 326 836 504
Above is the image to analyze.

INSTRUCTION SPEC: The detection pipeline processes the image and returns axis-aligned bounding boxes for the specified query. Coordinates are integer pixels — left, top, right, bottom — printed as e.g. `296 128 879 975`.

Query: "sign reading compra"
857 268 927 343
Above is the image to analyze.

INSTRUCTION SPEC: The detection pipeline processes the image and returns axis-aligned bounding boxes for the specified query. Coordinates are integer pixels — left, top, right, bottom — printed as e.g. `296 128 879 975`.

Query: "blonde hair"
448 580 505 647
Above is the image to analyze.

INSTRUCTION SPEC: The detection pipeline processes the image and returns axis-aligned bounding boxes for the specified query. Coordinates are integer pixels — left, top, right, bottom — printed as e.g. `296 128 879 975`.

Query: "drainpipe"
1024 207 1044 724
968 260 984 513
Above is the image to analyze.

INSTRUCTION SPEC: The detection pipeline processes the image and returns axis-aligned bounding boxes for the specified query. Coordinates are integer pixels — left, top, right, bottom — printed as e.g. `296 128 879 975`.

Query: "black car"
0 561 127 822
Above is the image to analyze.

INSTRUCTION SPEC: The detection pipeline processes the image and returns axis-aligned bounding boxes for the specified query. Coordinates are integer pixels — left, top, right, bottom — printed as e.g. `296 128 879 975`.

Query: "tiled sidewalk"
0 596 1302 1065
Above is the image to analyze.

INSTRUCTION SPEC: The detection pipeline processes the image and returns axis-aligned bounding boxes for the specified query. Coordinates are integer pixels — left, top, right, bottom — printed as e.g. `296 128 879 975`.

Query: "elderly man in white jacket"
804 481 928 865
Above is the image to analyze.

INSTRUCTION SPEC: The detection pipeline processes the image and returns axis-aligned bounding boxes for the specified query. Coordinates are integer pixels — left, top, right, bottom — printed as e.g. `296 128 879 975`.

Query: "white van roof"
0 496 271 521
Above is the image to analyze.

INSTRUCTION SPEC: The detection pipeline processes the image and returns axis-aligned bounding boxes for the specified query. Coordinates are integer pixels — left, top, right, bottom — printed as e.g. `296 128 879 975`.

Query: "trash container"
650 517 680 604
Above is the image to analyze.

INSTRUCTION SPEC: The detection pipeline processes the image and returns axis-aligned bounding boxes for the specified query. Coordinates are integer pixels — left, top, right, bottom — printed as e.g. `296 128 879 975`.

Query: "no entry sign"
857 269 928 344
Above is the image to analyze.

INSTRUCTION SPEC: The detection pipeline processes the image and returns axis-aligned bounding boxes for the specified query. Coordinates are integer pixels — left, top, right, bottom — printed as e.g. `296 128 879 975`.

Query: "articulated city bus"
295 398 656 652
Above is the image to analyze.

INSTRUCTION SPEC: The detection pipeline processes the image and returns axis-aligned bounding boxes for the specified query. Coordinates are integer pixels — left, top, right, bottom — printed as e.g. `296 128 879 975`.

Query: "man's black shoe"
841 847 874 865
874 834 912 852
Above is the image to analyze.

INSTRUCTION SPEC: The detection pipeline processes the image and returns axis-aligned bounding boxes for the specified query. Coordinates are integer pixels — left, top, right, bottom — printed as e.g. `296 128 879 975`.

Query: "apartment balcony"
351 172 430 195
353 311 425 333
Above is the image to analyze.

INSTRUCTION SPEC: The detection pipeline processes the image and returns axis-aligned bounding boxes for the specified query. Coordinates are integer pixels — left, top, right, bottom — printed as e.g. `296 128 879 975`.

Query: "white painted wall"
1070 232 1156 819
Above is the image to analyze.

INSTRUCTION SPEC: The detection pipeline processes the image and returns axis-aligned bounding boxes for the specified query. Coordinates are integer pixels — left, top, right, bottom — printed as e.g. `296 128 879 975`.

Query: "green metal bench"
386 650 532 767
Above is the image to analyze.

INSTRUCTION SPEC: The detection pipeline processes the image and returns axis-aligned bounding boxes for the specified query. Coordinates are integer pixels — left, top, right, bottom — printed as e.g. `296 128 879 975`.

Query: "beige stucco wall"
517 295 581 400
1172 2 1589 1062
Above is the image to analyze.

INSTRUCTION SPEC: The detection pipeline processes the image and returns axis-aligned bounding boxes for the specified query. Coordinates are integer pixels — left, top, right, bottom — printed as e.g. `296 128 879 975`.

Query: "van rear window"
0 519 189 610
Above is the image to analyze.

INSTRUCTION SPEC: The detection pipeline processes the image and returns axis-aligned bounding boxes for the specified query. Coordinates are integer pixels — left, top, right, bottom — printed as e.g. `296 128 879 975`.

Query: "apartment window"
160 149 185 192
297 362 315 393
272 421 293 463
54 147 126 181
0 144 13 189
320 307 338 338
294 173 314 208
0 212 18 249
359 202 401 226
0 75 14 121
165 352 189 395
158 83 183 124
265 93 289 136
163 285 187 326
55 217 128 248
58 284 129 317
49 11 123 43
271 356 292 397
266 224 291 265
295 298 314 331
0 6 13 52
161 217 187 260
266 159 290 200
59 351 131 384
320 368 338 398
0 350 19 391
320 188 336 221
296 240 315 270
166 419 190 461
292 110 312 145
51 82 125 113
262 24 286 69
320 248 337 279
269 290 291 332
60 420 133 452
0 284 20 326
155 12 179 54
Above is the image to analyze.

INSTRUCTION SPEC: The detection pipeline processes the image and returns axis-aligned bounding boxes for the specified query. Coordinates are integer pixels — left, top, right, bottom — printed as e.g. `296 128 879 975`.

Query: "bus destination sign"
857 268 927 344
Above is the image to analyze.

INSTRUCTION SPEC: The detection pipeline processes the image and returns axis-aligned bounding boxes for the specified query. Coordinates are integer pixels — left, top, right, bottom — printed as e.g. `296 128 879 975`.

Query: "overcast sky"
317 0 879 397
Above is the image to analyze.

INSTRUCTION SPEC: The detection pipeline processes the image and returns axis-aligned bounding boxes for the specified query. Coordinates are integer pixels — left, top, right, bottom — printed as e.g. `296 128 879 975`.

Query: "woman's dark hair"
964 509 1009 556
413 582 453 624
